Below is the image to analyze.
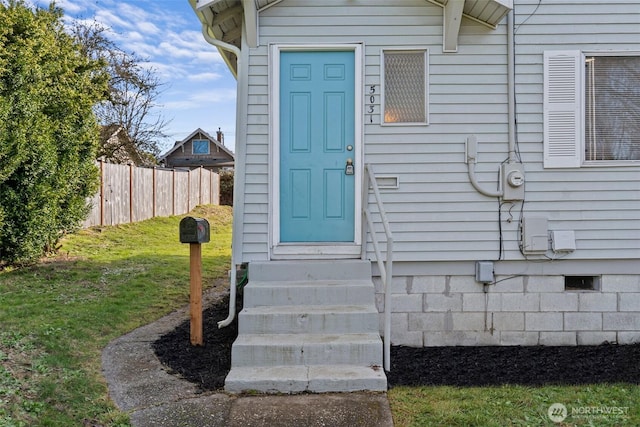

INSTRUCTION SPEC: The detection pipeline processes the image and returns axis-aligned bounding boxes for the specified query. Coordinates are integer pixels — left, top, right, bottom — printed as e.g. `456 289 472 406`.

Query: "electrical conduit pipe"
466 10 517 197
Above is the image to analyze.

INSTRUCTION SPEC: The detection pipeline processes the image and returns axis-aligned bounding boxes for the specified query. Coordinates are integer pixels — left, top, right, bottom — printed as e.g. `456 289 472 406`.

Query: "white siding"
514 0 640 262
238 0 640 266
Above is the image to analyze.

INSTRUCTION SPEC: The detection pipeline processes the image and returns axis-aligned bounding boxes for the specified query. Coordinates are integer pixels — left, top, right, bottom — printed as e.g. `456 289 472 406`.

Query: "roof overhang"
190 0 282 76
189 0 512 75
428 0 513 52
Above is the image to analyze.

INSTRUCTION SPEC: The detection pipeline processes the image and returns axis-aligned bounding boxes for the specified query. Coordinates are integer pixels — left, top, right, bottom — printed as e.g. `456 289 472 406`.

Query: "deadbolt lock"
345 158 354 175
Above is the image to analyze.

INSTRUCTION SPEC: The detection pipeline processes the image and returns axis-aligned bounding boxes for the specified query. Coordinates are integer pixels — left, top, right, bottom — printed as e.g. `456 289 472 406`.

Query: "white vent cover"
551 230 576 252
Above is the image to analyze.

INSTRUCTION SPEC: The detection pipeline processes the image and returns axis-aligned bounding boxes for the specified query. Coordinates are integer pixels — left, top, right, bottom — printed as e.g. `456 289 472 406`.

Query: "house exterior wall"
237 0 640 345
378 273 640 347
164 134 234 170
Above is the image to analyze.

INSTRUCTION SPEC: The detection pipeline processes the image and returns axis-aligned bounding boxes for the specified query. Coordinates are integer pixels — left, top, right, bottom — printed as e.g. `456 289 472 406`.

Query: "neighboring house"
190 0 640 393
100 124 147 166
159 128 235 171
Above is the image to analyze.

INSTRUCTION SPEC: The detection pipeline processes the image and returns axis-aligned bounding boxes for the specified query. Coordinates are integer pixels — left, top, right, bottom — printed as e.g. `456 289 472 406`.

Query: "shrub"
219 169 234 206
0 2 108 264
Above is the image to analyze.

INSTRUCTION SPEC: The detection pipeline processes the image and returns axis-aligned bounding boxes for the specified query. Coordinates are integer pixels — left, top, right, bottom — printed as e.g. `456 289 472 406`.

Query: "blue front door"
280 50 355 243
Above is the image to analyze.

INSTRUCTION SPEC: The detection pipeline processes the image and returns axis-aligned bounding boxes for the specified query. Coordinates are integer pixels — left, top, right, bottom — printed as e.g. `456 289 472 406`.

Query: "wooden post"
129 163 134 223
189 242 203 346
199 166 203 205
172 169 176 216
99 159 105 226
152 167 156 219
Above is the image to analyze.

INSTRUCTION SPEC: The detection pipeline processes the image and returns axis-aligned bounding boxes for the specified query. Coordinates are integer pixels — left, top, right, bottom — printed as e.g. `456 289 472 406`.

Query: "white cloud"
187 72 223 82
137 21 161 36
164 88 237 111
94 9 132 32
117 2 151 24
122 31 145 42
162 100 197 111
51 0 86 14
158 41 196 59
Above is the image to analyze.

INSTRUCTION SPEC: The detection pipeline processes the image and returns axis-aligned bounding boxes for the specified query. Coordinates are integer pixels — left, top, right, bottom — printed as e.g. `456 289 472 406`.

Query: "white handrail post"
384 237 392 372
361 165 370 260
363 163 393 372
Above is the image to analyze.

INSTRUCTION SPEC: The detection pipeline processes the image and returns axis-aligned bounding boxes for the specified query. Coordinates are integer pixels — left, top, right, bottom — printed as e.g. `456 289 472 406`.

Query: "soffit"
428 0 513 29
190 0 512 74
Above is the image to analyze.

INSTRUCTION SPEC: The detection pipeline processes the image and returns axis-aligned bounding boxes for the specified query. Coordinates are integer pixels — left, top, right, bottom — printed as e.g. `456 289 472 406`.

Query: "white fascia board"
195 0 225 12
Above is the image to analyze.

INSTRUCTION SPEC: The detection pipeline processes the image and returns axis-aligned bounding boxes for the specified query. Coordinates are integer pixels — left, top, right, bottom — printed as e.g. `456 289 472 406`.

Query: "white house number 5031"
367 85 376 124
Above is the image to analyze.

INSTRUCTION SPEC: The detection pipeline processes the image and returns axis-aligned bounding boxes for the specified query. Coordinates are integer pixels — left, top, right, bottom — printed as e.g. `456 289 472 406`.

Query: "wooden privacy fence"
83 161 220 228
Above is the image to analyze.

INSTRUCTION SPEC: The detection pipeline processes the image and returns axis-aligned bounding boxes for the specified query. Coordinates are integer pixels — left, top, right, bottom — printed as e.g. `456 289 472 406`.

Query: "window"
382 49 428 125
585 56 640 161
192 139 209 155
544 51 640 167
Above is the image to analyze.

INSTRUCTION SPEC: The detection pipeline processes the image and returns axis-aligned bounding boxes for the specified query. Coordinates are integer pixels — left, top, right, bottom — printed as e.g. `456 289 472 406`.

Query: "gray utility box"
521 216 548 254
501 162 525 201
179 217 210 244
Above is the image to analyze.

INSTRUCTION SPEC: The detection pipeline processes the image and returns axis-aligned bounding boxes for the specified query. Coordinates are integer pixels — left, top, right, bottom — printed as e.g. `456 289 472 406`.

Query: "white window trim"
380 48 429 126
544 50 640 168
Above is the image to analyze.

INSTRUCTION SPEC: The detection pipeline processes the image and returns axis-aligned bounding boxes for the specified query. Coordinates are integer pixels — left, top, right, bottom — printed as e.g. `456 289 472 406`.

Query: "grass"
388 383 640 426
1 204 638 426
0 205 232 426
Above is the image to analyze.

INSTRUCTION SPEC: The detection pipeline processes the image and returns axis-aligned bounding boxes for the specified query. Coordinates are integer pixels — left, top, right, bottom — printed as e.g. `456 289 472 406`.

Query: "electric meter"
501 163 525 201
507 170 524 187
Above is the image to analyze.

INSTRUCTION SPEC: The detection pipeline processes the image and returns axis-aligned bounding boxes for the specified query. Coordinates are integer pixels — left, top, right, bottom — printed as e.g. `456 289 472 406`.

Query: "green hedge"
219 169 234 206
0 2 107 265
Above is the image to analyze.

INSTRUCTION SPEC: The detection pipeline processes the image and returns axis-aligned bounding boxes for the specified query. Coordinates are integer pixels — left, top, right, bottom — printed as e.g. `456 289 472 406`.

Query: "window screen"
585 56 640 161
383 50 427 124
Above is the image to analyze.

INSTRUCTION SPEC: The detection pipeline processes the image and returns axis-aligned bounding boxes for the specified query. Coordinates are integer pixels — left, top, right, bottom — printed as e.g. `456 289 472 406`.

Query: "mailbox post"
179 217 210 346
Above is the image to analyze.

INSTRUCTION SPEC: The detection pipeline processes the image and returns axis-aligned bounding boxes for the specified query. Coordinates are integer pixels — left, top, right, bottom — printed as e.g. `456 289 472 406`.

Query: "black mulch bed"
153 295 640 391
152 294 241 391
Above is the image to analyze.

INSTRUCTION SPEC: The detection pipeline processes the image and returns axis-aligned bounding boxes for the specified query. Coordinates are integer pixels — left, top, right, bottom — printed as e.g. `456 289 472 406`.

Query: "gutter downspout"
199 23 241 328
466 10 516 197
201 24 241 61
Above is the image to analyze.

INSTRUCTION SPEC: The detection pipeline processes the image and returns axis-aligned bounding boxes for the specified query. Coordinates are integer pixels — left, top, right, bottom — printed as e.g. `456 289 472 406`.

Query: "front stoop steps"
225 260 387 393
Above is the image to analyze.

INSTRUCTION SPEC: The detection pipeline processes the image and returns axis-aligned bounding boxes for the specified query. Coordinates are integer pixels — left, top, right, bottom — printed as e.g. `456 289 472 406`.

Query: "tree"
0 1 108 264
71 22 168 166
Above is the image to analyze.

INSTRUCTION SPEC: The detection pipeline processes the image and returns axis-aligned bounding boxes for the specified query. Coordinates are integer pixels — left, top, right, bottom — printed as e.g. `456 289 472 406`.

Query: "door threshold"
271 244 361 260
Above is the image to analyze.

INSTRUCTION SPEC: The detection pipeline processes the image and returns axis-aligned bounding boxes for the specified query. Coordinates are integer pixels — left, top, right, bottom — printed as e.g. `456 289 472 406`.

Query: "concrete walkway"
101 291 394 427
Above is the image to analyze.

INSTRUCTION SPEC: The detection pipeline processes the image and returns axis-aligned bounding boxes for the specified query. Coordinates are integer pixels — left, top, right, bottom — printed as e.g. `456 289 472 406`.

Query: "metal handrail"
362 164 393 372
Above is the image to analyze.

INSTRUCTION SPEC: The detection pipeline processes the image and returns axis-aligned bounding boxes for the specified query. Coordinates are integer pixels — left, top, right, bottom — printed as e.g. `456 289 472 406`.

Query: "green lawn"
388 383 639 426
0 205 232 426
1 204 638 426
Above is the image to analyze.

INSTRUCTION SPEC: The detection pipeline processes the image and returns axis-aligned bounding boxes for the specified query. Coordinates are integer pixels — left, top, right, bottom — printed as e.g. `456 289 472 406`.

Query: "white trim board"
269 43 364 259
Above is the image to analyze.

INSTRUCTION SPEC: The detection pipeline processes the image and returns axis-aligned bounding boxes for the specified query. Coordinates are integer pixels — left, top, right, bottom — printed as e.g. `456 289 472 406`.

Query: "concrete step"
248 260 372 282
227 260 386 394
238 305 379 334
225 365 387 394
231 333 383 368
243 279 376 307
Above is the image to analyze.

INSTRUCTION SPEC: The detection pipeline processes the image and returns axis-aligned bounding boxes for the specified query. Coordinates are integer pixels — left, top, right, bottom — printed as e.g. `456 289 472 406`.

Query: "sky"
32 0 238 154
